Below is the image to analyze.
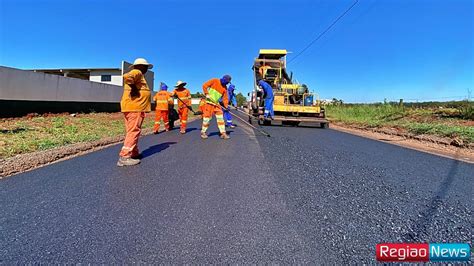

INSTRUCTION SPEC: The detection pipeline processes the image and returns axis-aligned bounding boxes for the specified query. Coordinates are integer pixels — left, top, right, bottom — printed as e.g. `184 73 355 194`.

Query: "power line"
288 0 360 64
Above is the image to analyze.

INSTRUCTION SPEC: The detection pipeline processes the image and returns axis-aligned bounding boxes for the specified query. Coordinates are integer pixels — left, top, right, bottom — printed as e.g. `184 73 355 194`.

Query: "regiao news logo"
376 243 471 262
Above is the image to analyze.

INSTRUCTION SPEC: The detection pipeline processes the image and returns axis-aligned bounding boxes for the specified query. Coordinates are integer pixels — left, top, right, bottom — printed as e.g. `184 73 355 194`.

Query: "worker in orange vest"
198 97 206 119
117 58 153 167
201 75 231 140
171 81 191 134
152 83 173 134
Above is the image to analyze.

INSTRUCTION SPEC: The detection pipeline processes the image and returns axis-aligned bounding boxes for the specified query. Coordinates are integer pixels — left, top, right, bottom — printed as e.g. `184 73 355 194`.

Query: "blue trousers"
264 97 274 118
223 108 233 126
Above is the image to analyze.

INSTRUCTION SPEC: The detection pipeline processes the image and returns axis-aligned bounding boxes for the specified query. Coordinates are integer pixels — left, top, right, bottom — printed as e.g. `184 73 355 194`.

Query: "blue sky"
0 0 472 102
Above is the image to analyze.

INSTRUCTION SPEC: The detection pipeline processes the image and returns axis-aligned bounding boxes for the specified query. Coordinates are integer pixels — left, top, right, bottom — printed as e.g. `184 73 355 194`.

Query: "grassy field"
325 102 474 144
0 105 199 159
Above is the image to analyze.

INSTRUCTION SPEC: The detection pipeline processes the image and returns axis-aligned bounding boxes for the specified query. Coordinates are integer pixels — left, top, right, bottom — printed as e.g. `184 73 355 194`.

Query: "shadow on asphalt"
141 141 177 159
185 127 199 133
209 130 234 137
402 156 460 241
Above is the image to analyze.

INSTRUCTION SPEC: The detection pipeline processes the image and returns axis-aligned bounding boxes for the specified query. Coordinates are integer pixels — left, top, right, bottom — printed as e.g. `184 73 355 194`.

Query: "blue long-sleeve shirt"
228 86 237 106
220 85 237 107
258 80 273 98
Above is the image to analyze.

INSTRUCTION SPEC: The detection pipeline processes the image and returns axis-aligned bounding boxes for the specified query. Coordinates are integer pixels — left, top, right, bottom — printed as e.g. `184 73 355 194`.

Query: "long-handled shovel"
229 107 271 137
175 95 203 115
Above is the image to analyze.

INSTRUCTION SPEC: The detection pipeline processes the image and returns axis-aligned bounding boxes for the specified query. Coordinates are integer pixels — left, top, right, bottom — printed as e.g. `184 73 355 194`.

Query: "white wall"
173 98 202 105
0 66 123 103
89 70 122 86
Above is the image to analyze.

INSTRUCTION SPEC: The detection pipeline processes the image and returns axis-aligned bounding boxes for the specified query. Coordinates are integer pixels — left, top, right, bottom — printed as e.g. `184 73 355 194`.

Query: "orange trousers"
178 107 189 131
119 112 145 158
201 103 225 134
153 110 169 132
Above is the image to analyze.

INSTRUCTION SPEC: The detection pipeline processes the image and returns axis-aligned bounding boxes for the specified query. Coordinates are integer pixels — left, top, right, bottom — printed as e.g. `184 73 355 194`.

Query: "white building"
31 61 154 90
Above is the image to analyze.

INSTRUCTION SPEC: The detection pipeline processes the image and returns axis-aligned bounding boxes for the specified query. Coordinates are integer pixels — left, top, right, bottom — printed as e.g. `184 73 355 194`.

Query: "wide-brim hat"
175 80 187 87
130 58 153 69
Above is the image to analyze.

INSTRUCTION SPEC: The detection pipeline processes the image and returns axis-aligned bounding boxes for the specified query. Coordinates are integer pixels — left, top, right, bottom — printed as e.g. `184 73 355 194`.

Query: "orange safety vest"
172 88 191 109
153 91 173 111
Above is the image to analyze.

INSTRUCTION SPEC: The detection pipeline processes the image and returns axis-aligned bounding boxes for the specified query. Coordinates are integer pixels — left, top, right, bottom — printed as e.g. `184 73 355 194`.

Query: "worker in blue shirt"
222 84 237 128
258 79 274 120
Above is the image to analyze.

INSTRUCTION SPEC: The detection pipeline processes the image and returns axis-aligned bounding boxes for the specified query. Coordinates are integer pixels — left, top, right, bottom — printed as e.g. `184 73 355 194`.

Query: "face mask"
220 78 229 86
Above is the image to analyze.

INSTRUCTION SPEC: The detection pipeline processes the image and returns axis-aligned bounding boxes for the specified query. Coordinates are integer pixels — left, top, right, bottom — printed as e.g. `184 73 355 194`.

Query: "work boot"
230 124 236 129
117 157 140 167
153 131 159 134
201 132 208 139
180 130 186 134
220 133 230 140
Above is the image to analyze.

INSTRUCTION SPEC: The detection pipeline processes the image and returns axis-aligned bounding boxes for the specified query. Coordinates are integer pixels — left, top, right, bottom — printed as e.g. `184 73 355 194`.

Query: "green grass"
326 103 474 143
0 106 201 159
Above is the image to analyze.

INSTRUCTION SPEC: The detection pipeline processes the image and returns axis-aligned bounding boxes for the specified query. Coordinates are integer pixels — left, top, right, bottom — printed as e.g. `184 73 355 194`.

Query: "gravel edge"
331 122 474 149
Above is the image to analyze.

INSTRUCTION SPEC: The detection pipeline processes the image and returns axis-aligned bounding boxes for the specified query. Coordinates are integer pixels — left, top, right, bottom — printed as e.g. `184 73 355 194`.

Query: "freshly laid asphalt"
1 112 472 263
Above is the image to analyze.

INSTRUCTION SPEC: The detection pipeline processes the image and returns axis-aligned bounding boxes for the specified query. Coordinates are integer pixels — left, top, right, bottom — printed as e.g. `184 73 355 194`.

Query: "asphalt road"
1 113 472 263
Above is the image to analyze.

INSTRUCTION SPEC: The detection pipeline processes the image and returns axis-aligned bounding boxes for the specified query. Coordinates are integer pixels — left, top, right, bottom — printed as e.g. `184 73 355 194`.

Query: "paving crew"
258 79 274 120
171 81 191 134
201 75 231 139
117 58 153 167
222 84 237 128
152 82 173 134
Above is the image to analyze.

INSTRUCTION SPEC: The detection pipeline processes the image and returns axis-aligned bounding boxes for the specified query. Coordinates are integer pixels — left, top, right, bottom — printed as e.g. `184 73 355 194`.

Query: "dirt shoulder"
0 115 198 178
330 122 474 164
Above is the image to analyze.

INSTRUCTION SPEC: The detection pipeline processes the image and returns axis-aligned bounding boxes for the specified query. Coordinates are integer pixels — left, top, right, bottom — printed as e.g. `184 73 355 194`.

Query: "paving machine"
248 49 329 128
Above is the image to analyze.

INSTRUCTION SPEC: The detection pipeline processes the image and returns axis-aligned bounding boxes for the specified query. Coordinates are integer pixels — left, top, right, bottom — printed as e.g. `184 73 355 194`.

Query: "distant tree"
191 92 204 98
331 98 343 106
235 93 247 107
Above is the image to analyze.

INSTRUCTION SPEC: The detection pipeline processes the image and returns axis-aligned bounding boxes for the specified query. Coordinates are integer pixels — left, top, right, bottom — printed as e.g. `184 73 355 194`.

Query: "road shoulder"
330 123 474 164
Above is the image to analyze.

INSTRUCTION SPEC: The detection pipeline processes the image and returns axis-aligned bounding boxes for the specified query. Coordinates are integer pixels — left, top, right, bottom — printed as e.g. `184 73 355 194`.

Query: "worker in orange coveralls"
198 97 206 119
200 75 231 140
171 81 191 134
117 58 153 167
152 83 173 134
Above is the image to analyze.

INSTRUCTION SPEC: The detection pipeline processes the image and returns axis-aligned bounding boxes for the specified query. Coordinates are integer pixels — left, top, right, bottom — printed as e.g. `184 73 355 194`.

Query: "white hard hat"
175 80 187 87
132 58 153 69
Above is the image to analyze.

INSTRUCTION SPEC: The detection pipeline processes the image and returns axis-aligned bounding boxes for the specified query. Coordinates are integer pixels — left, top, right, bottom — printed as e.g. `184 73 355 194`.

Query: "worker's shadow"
401 156 461 241
141 141 177 159
185 127 199 133
208 130 234 137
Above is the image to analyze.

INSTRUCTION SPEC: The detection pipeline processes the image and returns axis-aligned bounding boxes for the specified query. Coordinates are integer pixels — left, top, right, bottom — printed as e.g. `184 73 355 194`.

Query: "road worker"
201 75 231 139
258 61 271 80
198 97 206 119
171 81 191 134
152 83 173 134
258 79 274 120
222 84 237 128
117 58 153 167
